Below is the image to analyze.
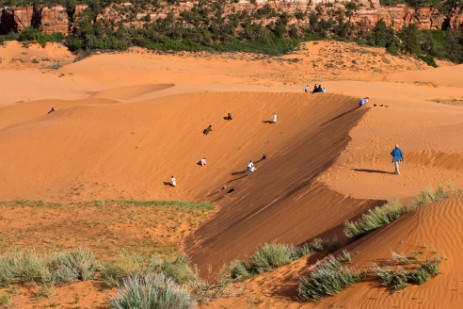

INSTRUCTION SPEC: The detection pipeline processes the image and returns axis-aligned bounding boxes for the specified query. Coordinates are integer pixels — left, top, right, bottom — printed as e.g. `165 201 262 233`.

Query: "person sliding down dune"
200 158 207 166
359 97 369 107
247 161 256 173
171 176 177 187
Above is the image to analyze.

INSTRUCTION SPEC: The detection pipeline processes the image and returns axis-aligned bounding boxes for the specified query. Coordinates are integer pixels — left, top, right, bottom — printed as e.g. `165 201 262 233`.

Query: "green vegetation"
75 199 214 210
410 185 459 209
344 200 407 239
110 274 192 309
298 251 361 301
374 252 443 291
0 247 98 288
1 0 463 63
345 185 462 240
229 238 333 280
100 252 196 288
299 250 443 301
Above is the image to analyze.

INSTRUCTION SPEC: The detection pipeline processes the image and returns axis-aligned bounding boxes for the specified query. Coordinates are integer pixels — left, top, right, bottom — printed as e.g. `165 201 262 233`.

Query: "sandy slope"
1 40 463 308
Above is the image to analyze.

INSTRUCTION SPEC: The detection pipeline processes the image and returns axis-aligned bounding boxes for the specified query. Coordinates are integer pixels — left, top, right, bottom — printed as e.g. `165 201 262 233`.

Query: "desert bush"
111 274 193 309
375 266 409 291
100 251 146 287
5 248 52 285
250 243 297 273
49 248 98 285
229 260 252 280
375 254 443 291
148 254 196 284
344 200 406 239
298 253 360 301
0 292 9 306
411 186 452 209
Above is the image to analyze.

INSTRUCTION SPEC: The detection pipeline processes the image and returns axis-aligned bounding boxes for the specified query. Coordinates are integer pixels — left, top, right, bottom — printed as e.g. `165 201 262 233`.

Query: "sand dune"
1 40 463 308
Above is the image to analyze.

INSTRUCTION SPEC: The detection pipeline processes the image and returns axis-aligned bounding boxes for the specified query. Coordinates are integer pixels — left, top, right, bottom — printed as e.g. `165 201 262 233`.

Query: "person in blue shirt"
390 145 404 175
359 97 369 107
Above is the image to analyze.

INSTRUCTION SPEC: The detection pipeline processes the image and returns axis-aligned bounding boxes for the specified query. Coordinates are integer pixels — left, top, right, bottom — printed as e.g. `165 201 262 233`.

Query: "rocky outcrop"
0 1 462 36
37 5 68 34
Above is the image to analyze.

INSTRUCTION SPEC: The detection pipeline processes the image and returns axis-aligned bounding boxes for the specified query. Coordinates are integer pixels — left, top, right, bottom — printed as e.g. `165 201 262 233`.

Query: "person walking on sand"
272 113 277 124
390 145 404 175
359 97 369 107
247 161 256 173
171 176 177 187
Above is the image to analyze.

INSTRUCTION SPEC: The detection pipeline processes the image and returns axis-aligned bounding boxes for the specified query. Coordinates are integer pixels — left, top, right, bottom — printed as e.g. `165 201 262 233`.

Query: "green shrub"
298 254 360 301
250 243 297 273
408 266 430 285
111 274 193 309
100 251 146 287
375 266 409 291
148 254 196 284
49 248 98 285
0 292 9 306
7 248 52 285
344 200 406 239
229 260 251 280
412 186 450 209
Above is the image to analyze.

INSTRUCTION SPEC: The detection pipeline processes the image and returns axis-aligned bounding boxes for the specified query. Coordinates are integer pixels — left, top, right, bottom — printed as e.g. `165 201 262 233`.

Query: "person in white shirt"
304 84 309 92
247 161 256 173
171 176 176 187
200 158 207 166
272 113 277 124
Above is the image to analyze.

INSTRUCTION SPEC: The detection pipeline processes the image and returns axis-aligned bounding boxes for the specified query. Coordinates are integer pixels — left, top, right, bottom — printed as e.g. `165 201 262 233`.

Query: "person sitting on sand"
227 113 232 120
312 84 319 93
304 84 309 93
200 158 207 166
171 176 177 187
48 107 55 114
247 161 256 173
317 85 325 93
359 97 369 107
390 145 404 175
203 125 212 136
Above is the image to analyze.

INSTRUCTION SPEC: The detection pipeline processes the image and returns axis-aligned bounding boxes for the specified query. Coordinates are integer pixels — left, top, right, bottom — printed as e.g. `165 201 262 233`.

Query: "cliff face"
0 0 462 36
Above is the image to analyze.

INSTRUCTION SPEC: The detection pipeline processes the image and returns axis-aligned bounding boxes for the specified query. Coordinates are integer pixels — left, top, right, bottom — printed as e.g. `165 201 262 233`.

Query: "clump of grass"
148 254 196 285
110 274 193 309
101 252 196 287
344 200 407 239
83 200 214 210
0 292 10 306
298 252 361 301
250 242 298 273
228 260 252 280
411 186 452 209
374 254 443 291
100 251 147 287
49 248 98 285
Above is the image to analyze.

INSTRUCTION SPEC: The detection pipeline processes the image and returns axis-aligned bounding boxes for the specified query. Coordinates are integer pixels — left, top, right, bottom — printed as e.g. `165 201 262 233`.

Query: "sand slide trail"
186 95 382 273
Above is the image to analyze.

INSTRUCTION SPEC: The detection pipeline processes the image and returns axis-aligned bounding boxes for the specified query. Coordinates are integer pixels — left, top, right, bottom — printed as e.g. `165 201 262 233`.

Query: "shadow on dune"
186 96 383 275
353 168 395 174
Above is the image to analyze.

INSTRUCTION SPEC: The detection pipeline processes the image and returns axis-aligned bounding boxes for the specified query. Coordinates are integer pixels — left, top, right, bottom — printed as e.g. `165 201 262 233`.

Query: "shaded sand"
186 95 381 273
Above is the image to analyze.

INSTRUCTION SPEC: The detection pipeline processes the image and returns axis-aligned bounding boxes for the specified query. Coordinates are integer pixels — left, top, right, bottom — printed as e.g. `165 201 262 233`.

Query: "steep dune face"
186 95 381 272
